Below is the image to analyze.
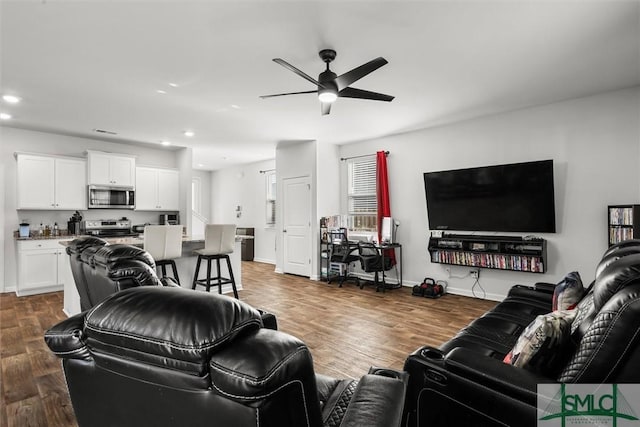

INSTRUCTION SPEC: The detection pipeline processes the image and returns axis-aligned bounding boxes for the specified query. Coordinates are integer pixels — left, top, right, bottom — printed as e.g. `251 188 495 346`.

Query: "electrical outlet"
470 269 480 279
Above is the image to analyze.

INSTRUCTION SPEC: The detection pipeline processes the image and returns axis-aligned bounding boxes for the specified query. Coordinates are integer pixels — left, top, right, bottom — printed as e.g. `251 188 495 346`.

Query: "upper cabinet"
135 166 180 211
17 154 87 210
88 151 135 186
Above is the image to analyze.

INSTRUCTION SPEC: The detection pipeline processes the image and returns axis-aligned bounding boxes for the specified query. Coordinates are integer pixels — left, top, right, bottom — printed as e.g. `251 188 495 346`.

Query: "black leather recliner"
66 236 108 311
403 240 640 427
45 287 408 427
66 237 178 312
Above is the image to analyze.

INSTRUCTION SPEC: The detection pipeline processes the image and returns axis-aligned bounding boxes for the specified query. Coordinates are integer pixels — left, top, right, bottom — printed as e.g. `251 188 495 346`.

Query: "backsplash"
15 209 178 233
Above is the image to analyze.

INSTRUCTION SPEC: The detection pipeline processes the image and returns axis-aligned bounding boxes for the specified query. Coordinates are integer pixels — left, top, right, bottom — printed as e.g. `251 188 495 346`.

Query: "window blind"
348 158 377 214
265 172 276 225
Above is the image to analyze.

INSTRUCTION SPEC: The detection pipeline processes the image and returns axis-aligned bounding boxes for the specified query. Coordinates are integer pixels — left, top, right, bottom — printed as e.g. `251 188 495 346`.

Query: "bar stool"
191 224 239 298
144 225 183 285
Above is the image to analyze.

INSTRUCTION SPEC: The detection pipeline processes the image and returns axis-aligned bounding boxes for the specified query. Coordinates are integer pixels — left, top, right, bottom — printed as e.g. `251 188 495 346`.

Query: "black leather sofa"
45 286 408 427
403 240 640 427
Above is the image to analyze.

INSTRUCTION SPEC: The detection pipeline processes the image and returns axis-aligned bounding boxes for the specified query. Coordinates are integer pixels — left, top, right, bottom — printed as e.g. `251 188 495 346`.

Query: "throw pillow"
503 310 577 375
552 271 584 311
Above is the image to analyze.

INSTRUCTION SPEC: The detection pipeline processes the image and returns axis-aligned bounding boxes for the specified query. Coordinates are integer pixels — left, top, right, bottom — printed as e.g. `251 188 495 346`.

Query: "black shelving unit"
428 234 547 273
319 219 336 282
608 204 640 246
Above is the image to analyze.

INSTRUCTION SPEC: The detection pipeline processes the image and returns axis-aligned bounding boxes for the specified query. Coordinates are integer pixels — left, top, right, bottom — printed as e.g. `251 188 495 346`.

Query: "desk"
374 243 403 292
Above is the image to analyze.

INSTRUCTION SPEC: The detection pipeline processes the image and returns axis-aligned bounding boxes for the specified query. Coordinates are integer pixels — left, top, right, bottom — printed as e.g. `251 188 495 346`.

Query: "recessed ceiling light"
156 90 167 94
197 163 204 167
0 113 12 120
161 140 171 146
230 104 241 109
3 95 21 104
168 83 178 88
183 130 195 137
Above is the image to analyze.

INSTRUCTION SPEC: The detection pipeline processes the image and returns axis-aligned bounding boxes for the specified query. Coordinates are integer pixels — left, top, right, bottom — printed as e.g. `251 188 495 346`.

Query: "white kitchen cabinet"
16 154 87 210
88 151 135 186
135 166 179 211
16 239 72 296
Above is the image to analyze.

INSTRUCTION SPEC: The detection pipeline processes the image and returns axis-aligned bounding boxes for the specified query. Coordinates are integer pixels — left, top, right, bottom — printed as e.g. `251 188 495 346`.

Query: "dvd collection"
609 207 634 225
609 227 634 244
431 250 544 273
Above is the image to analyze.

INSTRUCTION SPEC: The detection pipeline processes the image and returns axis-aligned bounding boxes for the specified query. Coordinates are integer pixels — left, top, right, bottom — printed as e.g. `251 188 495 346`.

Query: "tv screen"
423 160 556 233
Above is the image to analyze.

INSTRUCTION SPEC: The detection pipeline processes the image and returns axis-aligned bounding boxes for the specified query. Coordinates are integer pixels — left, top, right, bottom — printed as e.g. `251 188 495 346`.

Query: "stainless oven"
88 185 135 209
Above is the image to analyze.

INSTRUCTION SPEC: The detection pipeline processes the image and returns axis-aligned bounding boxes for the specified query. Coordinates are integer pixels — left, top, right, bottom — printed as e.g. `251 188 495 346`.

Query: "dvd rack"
428 234 547 273
608 205 640 246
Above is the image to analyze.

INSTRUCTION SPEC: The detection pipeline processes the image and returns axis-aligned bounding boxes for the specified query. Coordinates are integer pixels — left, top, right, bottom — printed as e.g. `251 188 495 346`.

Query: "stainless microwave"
88 185 135 209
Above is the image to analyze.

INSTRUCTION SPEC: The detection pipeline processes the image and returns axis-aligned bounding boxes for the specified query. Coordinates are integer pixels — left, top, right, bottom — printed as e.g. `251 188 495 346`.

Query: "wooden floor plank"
1 260 498 426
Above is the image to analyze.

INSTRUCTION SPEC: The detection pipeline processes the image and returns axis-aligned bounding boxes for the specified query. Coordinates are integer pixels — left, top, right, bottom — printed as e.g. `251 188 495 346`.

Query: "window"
347 158 377 214
265 171 276 226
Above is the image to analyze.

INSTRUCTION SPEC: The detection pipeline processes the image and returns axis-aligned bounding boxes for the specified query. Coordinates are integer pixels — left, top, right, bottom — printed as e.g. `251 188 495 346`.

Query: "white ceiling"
1 1 639 170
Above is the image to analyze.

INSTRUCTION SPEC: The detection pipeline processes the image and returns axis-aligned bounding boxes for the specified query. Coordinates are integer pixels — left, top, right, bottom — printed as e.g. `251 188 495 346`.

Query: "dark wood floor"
0 261 496 427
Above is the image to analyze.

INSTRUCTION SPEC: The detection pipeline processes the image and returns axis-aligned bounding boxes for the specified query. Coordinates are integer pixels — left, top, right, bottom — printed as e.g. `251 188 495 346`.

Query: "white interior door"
283 176 311 277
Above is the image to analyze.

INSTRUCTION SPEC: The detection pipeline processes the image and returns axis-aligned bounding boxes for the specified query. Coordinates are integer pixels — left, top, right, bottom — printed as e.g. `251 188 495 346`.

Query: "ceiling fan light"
318 91 337 103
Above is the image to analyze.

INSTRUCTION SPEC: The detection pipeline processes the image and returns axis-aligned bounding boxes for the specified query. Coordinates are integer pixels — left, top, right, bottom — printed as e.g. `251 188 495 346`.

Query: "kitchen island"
61 235 250 317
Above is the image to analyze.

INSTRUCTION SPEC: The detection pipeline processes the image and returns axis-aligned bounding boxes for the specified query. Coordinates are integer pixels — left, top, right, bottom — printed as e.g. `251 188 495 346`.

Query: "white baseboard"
438 286 505 302
2 285 16 294
252 257 275 265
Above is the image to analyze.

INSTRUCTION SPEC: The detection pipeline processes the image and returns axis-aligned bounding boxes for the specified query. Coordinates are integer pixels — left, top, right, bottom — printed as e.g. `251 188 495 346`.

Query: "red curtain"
376 151 396 265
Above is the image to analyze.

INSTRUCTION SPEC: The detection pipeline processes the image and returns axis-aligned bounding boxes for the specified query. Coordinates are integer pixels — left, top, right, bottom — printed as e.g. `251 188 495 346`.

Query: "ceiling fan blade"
338 87 394 102
260 90 318 99
273 58 325 88
321 102 332 115
334 57 388 91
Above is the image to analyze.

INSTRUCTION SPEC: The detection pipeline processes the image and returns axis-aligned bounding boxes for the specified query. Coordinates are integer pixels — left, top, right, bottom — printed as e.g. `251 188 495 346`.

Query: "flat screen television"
423 160 556 233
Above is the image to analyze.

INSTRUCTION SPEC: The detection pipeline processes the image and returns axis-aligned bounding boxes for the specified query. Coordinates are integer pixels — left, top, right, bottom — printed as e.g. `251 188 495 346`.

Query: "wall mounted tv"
423 160 556 233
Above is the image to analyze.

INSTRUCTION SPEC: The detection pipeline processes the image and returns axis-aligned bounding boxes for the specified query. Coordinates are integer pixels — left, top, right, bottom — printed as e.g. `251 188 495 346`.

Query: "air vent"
93 128 117 135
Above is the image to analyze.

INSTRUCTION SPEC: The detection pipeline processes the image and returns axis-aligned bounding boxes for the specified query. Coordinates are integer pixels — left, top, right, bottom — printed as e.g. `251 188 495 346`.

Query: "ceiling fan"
260 49 394 115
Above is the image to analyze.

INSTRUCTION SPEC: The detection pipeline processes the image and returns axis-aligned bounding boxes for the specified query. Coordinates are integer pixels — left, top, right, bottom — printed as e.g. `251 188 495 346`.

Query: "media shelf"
428 234 547 273
608 205 640 246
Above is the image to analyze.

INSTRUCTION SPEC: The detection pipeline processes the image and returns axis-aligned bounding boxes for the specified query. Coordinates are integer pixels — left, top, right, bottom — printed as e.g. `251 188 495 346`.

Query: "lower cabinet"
16 239 72 296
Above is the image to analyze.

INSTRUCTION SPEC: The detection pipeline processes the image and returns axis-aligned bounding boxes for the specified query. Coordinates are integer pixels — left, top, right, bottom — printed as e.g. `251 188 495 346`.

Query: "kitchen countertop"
55 234 254 246
16 231 255 243
14 231 76 240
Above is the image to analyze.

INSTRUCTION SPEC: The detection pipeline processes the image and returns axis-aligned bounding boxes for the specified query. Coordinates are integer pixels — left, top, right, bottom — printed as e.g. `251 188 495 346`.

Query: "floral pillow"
503 310 576 375
552 271 584 311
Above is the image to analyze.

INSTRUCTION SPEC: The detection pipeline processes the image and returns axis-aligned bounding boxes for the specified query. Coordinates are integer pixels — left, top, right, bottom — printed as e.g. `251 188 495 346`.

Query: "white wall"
1 126 181 292
192 169 212 220
316 142 340 218
210 158 277 264
338 87 640 300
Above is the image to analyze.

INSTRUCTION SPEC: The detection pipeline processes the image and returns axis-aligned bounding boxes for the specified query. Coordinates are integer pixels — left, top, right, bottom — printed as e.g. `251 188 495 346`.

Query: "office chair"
327 229 360 287
359 242 394 291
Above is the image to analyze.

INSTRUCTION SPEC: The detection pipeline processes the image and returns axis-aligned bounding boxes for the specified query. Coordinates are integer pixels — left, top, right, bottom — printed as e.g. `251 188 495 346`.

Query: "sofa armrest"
444 347 549 404
44 312 91 360
534 282 557 293
339 369 408 427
